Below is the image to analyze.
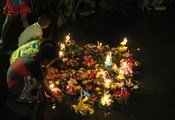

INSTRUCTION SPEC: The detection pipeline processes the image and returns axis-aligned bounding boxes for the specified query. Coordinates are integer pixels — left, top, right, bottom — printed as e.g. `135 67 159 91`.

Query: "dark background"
1 0 175 120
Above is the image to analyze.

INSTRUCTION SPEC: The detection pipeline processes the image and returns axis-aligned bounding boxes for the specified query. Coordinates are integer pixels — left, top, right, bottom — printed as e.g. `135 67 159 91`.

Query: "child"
18 14 51 47
0 0 31 51
3 0 31 27
7 40 62 104
6 40 62 120
9 15 51 63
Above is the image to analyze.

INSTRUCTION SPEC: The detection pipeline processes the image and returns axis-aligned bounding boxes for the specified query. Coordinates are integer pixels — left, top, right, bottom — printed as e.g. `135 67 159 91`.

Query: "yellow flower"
70 69 76 74
82 96 89 102
111 83 117 89
96 71 101 78
55 80 60 85
73 100 94 115
82 80 87 84
89 108 94 114
95 64 99 68
72 105 78 113
86 70 91 74
117 46 128 52
48 81 53 84
112 63 118 71
117 74 125 80
95 87 101 92
75 85 81 90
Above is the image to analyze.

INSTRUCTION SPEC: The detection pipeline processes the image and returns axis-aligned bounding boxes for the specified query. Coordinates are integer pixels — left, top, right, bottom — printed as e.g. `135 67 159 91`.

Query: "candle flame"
122 61 127 68
119 69 124 75
60 43 65 50
104 79 111 88
105 52 112 67
97 41 103 50
59 51 64 58
101 93 113 106
100 69 106 79
117 69 125 80
65 33 70 43
120 37 127 46
49 83 55 89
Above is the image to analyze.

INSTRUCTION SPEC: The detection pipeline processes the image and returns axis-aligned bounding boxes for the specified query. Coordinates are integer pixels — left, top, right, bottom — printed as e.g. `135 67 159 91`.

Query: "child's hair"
38 14 51 27
37 40 58 60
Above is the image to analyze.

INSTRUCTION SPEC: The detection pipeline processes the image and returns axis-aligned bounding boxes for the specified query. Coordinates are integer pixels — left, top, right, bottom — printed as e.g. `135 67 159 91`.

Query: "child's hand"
53 94 62 104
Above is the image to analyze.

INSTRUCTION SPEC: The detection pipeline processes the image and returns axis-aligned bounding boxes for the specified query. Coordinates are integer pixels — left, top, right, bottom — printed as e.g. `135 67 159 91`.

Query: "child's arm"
41 80 62 104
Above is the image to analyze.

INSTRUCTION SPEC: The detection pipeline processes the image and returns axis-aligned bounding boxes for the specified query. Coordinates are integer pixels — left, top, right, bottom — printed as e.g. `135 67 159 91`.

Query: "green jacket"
10 40 40 64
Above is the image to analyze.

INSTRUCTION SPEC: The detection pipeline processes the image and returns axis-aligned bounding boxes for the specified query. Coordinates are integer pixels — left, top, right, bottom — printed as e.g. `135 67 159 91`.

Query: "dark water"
1 9 175 120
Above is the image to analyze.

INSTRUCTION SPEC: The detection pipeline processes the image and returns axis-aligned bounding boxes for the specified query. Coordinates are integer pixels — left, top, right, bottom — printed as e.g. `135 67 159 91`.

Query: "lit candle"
60 43 65 50
100 92 113 106
97 41 103 50
120 37 127 46
121 60 133 76
105 52 112 67
117 69 125 80
119 69 124 75
122 61 127 69
49 83 55 89
59 51 64 58
118 37 128 52
65 33 70 44
100 69 106 79
104 79 111 88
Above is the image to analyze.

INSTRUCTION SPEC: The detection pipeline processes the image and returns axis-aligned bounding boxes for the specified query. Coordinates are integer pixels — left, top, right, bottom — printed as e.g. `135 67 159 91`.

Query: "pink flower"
114 88 130 100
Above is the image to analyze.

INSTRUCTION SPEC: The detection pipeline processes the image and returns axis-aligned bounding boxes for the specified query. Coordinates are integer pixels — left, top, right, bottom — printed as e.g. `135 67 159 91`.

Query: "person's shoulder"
29 22 42 32
20 23 41 37
26 23 38 29
19 23 36 35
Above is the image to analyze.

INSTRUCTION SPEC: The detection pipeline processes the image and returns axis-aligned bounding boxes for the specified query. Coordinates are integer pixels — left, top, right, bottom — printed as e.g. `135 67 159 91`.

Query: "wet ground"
1 9 175 120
